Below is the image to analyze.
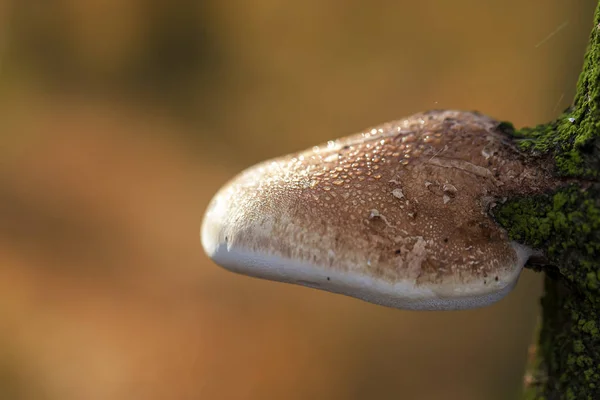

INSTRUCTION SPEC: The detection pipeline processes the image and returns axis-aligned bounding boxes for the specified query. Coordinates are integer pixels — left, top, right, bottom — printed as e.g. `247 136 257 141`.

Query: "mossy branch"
492 2 600 399
508 6 600 179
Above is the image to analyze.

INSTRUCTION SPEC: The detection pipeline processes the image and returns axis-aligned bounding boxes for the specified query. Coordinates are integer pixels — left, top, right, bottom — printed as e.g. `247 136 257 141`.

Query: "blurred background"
0 0 596 399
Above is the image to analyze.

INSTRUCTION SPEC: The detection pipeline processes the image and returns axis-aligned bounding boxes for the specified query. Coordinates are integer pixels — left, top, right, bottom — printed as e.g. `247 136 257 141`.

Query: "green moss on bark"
492 3 600 399
495 185 600 291
505 6 600 178
539 277 599 400
494 185 600 399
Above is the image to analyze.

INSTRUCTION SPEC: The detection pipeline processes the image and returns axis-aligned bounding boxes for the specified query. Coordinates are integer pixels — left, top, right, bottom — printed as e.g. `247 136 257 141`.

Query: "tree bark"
493 3 600 399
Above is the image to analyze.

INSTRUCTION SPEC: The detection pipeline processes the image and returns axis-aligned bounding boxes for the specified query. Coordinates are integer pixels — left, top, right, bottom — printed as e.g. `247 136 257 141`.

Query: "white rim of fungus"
202 216 532 310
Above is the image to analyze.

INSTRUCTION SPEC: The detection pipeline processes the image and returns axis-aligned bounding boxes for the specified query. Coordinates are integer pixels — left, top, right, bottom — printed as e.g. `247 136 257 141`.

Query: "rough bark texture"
492 3 600 399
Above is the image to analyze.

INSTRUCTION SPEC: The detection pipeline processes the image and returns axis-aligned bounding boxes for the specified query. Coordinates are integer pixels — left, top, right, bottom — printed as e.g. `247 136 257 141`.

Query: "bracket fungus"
201 110 559 310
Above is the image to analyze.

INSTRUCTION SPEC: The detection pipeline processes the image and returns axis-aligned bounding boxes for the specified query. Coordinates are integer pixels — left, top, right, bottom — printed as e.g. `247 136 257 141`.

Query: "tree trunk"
493 2 600 399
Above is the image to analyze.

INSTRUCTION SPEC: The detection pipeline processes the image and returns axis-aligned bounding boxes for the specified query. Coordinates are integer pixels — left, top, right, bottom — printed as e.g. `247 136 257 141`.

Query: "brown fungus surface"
202 110 558 310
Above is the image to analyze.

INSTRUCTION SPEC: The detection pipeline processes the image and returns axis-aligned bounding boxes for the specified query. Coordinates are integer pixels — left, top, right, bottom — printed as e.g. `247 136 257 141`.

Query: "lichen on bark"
491 2 600 399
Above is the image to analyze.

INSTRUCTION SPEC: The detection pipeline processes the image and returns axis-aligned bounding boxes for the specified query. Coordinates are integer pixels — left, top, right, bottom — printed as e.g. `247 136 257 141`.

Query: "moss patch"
494 2 600 399
494 185 600 399
505 6 600 178
495 185 600 291
509 118 600 178
538 277 599 400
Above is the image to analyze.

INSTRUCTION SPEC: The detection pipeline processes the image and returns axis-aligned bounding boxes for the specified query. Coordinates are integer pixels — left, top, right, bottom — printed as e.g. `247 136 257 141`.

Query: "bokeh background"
0 0 596 399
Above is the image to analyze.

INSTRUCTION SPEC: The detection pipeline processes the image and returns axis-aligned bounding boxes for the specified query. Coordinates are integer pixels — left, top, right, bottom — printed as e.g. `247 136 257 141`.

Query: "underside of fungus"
201 110 558 310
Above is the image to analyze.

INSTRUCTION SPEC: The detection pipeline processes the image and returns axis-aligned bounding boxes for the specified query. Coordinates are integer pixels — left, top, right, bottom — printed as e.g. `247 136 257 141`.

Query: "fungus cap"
201 110 552 310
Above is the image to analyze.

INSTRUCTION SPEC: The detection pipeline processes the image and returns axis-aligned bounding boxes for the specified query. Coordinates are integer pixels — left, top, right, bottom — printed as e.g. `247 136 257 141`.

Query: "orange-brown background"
0 1 596 399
